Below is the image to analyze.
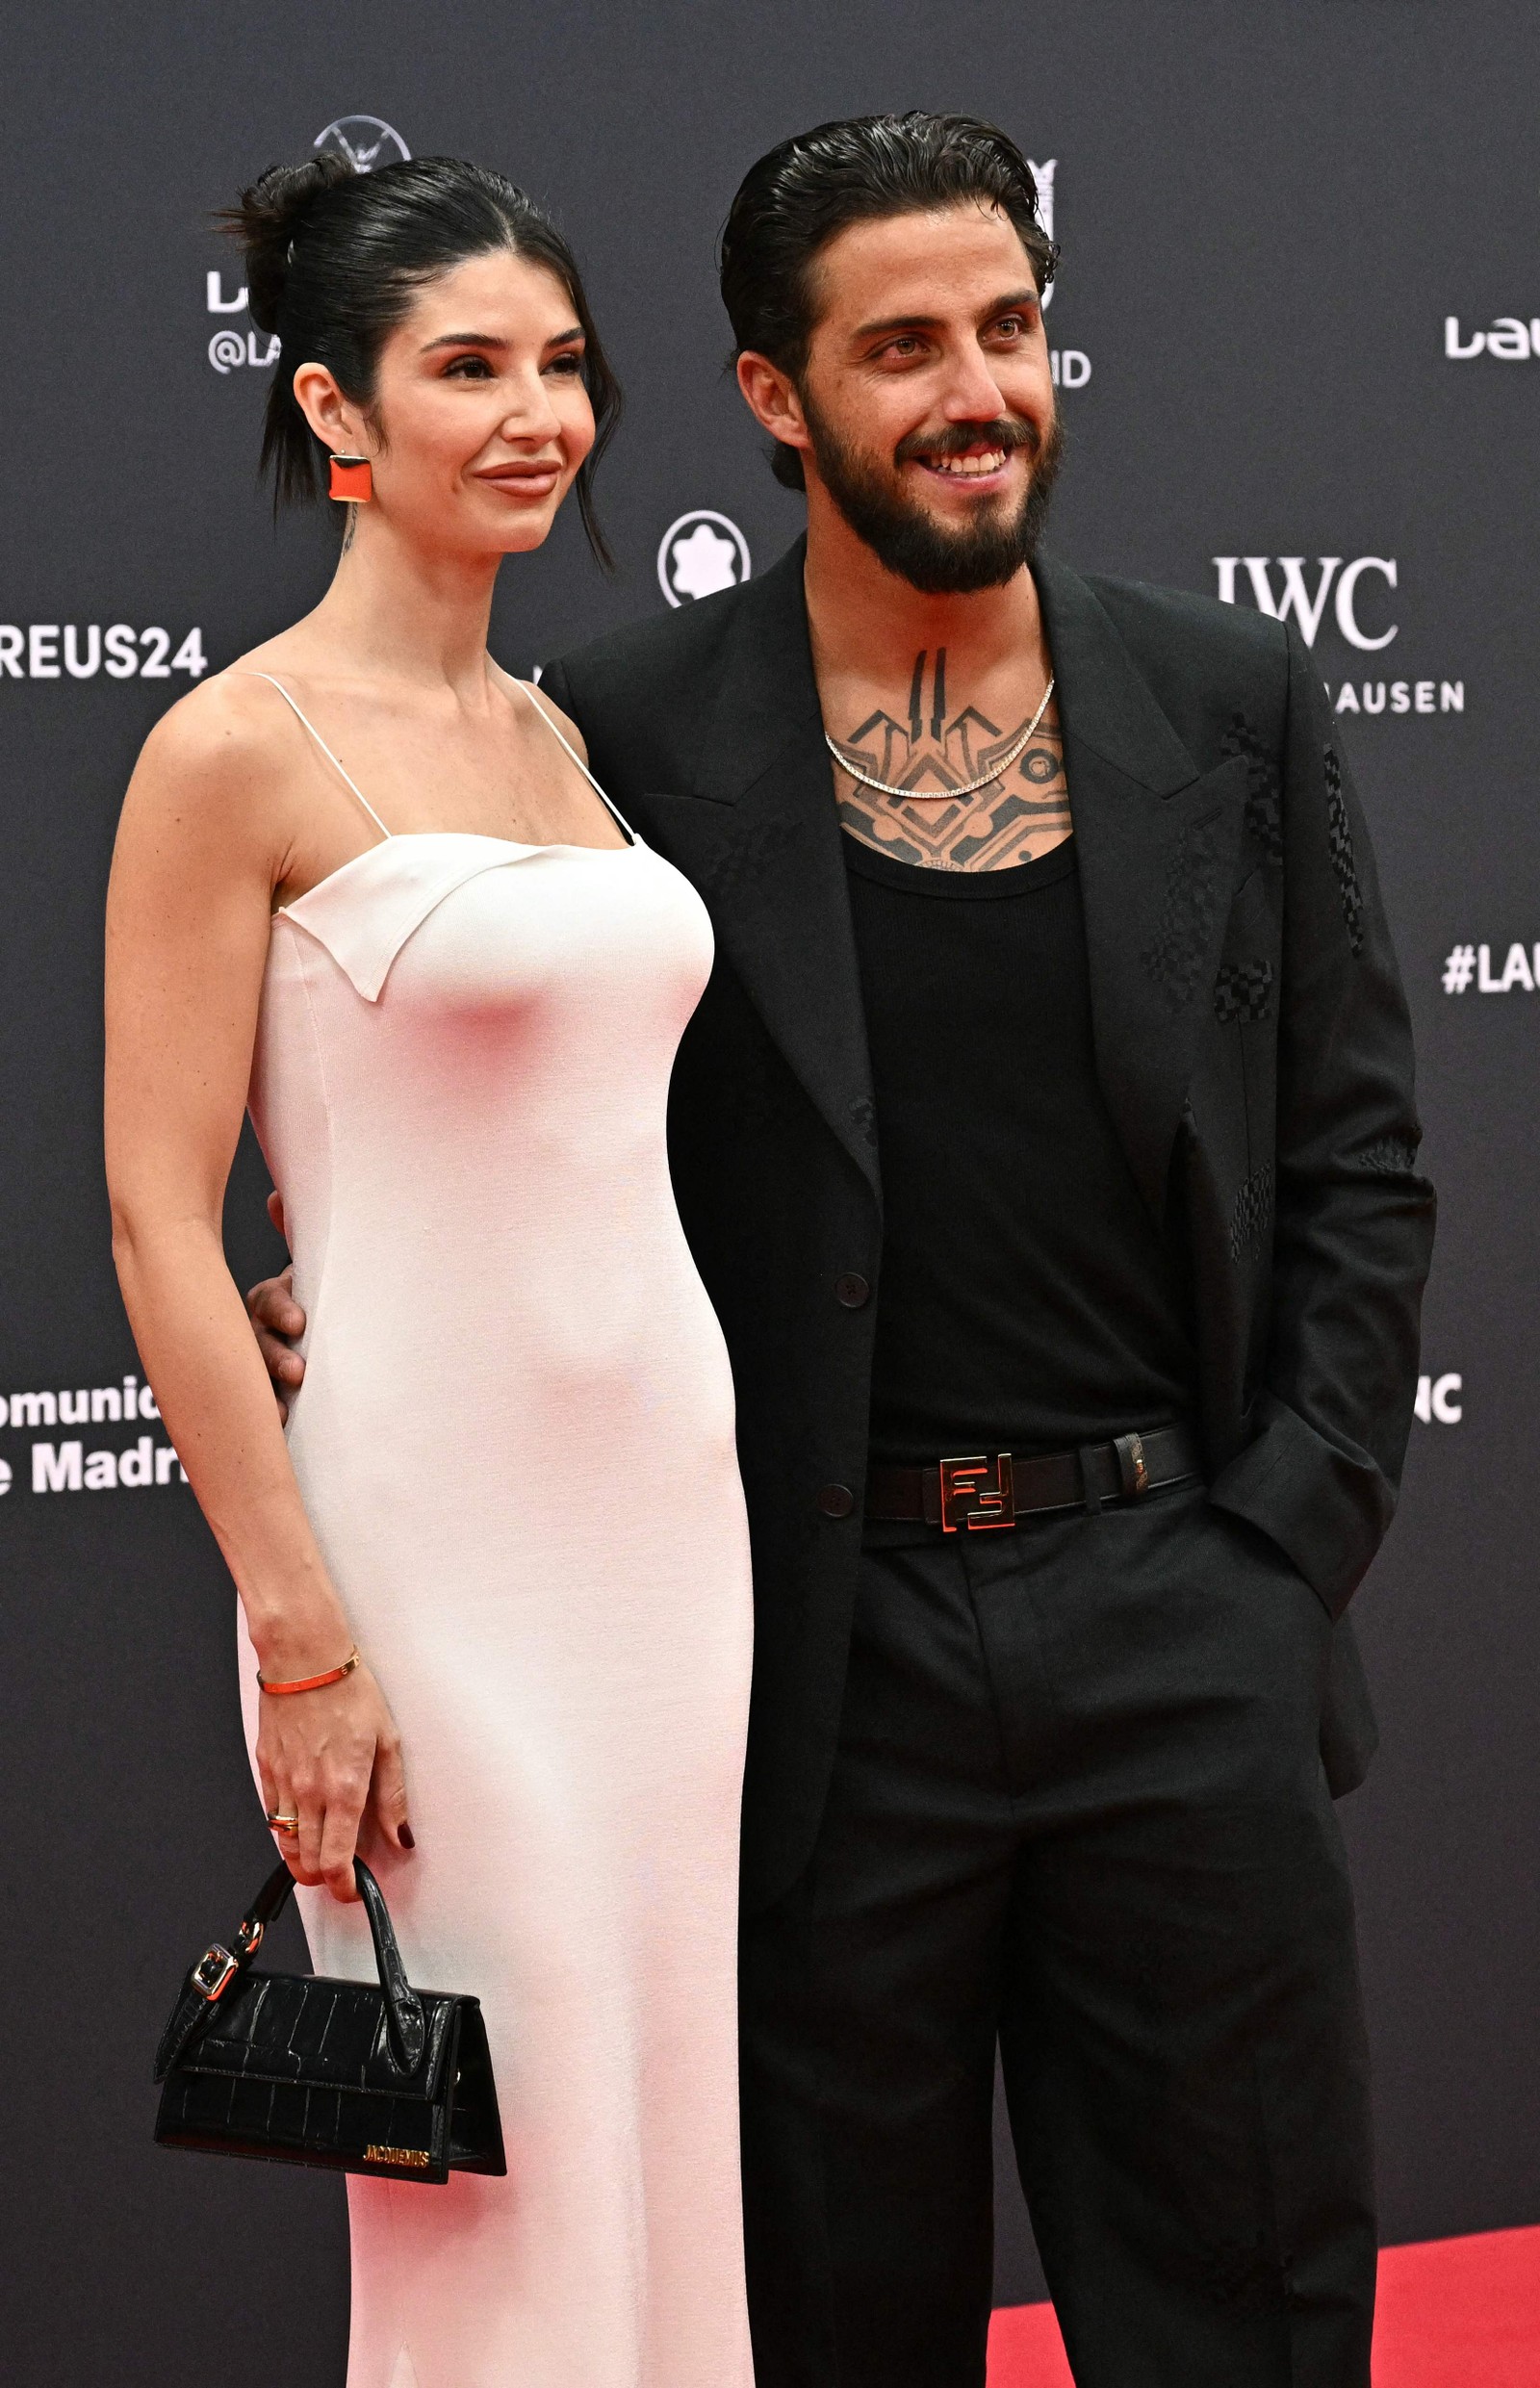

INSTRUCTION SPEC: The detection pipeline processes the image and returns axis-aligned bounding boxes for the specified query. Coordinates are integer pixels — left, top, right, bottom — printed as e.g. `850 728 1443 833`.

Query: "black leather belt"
865 1424 1201 1532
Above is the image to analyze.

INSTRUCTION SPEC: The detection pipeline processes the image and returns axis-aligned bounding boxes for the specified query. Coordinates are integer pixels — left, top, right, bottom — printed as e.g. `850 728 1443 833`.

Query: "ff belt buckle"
938 1451 1015 1532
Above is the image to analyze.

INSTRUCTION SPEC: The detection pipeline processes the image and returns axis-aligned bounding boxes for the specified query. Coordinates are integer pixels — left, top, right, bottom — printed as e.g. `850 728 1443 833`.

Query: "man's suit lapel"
1035 553 1249 1219
645 542 882 1202
647 541 1245 1224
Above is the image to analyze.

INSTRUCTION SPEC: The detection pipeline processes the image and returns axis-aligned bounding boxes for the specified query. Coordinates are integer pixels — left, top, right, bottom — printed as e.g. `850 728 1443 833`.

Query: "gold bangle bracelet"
257 1647 361 1697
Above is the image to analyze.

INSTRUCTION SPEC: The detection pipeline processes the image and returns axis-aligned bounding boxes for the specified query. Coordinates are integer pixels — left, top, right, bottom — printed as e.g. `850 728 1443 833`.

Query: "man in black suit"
252 114 1432 2388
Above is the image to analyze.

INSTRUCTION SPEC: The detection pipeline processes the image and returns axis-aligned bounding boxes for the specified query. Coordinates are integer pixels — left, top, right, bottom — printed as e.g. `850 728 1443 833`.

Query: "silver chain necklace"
825 675 1056 802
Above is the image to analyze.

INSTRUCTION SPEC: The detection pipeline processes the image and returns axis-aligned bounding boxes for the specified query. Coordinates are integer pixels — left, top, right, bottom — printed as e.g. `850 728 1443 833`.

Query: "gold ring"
266 1811 300 1835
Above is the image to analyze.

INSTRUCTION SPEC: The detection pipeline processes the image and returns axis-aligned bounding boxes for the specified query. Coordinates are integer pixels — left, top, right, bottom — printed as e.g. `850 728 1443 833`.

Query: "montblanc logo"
657 511 751 607
314 115 411 173
1213 556 1463 719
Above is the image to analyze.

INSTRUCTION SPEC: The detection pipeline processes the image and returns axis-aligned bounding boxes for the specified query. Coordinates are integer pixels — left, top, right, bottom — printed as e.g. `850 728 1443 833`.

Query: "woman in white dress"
105 154 755 2388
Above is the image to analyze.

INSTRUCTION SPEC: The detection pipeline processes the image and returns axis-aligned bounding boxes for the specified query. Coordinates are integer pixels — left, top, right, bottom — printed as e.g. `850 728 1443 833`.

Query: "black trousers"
739 1484 1375 2387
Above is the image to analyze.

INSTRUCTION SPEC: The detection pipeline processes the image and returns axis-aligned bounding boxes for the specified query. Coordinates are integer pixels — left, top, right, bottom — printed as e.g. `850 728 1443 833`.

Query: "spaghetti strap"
236 671 394 843
518 681 636 844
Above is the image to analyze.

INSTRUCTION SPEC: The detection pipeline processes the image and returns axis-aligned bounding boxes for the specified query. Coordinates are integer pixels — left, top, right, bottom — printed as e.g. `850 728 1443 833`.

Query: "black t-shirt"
844 832 1195 1462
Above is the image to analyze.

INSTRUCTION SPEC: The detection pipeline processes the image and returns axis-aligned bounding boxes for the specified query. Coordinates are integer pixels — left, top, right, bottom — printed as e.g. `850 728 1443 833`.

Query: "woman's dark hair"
718 113 1058 491
223 154 621 564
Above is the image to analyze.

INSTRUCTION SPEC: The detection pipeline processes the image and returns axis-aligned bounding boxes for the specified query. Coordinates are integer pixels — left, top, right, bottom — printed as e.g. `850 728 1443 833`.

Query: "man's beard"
803 402 1064 596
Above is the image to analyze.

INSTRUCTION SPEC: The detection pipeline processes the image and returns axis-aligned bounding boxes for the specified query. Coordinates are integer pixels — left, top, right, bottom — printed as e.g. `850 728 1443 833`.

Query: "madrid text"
0 1375 187 1499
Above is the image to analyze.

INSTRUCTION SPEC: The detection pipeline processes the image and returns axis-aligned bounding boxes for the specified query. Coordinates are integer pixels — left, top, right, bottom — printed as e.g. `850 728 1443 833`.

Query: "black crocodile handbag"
154 1857 505 2185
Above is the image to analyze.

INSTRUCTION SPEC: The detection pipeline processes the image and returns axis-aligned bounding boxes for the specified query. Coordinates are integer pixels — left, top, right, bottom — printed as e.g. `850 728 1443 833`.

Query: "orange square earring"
328 452 373 503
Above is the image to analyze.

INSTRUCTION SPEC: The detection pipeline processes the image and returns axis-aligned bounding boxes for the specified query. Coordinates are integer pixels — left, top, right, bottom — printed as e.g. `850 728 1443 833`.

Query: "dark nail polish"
399 1824 416 1850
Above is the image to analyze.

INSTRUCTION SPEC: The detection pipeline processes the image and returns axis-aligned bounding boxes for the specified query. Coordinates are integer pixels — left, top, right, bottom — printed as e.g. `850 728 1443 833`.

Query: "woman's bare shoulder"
128 662 318 818
116 665 317 887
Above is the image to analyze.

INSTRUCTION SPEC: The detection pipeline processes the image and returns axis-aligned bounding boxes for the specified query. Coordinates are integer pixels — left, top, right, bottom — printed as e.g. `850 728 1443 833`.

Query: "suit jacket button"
834 1272 870 1308
817 1482 856 1519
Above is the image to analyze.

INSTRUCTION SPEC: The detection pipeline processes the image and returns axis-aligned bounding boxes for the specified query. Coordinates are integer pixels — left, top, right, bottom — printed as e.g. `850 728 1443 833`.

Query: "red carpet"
986 2223 1540 2386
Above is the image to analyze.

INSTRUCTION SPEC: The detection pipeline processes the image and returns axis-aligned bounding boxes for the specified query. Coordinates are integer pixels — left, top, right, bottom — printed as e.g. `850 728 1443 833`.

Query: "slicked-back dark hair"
222 154 621 564
719 113 1058 490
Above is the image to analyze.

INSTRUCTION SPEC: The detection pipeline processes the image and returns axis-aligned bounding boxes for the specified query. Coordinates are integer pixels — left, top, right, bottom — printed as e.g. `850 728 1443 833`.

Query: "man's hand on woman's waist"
248 1189 307 1417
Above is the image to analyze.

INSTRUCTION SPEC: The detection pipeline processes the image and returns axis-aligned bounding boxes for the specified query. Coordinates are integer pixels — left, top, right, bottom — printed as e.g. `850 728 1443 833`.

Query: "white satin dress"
238 675 756 2388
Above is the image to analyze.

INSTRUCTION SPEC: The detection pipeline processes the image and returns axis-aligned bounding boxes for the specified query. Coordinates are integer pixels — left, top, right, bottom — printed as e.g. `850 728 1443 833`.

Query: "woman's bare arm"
105 680 409 1896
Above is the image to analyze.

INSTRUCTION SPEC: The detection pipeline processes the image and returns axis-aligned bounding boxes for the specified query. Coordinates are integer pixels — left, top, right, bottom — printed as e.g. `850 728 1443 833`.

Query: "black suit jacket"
543 539 1435 1911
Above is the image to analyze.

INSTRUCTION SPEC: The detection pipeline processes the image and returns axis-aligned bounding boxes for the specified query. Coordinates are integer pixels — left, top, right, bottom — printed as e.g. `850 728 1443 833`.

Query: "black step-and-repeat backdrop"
3 3 1536 2375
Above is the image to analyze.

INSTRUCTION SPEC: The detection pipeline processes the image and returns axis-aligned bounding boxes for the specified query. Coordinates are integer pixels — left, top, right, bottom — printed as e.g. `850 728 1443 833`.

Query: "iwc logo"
314 116 411 173
656 511 751 607
1212 555 1464 718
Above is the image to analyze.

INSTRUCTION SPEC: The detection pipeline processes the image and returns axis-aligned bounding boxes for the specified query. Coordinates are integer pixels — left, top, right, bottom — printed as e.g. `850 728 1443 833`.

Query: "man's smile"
911 444 1012 485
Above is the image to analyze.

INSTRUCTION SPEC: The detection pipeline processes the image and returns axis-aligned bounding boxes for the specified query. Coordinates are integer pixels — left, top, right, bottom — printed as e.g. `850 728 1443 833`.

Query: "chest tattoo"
830 646 1070 873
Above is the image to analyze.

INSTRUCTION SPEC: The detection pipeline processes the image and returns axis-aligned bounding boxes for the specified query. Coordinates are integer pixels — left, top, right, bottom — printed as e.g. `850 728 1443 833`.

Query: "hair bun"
226 155 357 334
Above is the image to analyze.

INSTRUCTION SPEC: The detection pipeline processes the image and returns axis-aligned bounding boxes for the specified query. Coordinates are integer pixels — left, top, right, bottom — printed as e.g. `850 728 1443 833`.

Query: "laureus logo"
1025 161 1086 382
314 115 411 173
202 118 410 374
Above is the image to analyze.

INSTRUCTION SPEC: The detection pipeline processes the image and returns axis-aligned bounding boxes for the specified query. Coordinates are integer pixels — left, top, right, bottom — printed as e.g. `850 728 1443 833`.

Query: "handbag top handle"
156 1857 426 2080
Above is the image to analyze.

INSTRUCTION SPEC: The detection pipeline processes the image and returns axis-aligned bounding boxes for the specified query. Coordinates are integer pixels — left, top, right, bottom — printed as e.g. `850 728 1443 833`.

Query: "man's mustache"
893 417 1042 466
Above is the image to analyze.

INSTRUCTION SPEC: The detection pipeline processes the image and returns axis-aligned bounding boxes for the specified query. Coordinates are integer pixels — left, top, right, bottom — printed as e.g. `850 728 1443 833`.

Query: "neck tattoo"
829 648 1072 875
